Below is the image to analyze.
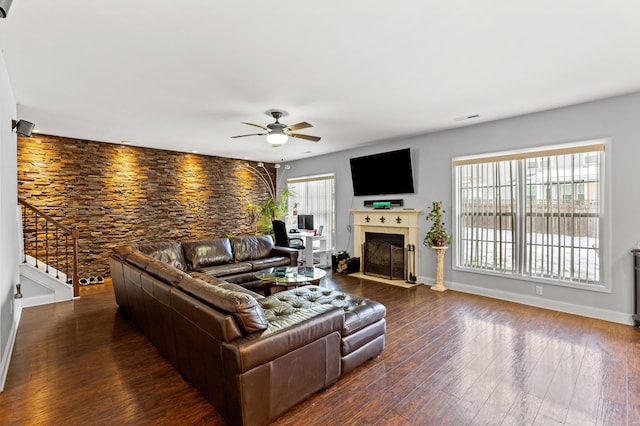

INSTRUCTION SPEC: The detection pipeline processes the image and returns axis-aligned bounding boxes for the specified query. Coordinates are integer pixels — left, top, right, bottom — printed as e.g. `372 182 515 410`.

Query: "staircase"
18 198 79 307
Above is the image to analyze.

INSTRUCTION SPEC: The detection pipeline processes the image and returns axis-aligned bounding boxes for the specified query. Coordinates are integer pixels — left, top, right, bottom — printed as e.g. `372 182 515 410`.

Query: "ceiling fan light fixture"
233 109 319 144
266 132 288 145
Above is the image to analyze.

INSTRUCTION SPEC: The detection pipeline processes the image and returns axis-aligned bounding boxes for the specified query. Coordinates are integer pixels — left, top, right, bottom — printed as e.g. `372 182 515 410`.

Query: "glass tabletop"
258 266 327 284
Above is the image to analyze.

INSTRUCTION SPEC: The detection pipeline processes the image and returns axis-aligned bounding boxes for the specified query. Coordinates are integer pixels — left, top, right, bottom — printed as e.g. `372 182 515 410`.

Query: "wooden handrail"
18 197 75 235
18 197 80 297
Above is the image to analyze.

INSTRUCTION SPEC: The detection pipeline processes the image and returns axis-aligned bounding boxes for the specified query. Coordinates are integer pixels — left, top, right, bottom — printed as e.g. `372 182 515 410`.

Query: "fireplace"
350 209 422 284
363 232 405 280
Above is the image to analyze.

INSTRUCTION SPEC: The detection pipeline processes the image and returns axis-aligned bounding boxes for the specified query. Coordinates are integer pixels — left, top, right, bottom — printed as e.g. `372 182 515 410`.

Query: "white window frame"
286 173 335 250
452 139 612 293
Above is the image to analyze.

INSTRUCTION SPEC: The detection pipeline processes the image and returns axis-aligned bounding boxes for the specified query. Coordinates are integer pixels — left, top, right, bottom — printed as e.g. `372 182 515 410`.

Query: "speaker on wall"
12 119 35 137
0 0 13 18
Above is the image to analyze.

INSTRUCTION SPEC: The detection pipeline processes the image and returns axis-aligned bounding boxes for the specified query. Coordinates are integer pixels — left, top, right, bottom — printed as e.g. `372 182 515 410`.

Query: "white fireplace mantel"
350 209 422 283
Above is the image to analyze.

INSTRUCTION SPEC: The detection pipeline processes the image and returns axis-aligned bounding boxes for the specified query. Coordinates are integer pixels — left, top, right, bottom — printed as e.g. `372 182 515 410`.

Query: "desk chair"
272 220 305 249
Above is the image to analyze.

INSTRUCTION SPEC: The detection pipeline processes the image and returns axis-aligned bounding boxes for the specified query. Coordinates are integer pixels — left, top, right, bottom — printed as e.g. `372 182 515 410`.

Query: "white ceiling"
1 1 639 163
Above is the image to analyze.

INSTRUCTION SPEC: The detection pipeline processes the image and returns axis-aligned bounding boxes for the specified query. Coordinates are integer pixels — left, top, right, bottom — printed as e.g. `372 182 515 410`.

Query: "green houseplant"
246 187 291 235
239 162 293 236
423 201 452 248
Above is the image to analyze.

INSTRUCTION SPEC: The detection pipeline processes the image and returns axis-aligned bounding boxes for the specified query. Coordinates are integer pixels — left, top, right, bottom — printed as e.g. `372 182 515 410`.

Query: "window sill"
452 265 611 294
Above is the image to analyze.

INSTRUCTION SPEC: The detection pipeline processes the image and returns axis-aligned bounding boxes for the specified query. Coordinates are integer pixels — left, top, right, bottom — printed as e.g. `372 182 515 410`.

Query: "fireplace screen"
363 232 405 280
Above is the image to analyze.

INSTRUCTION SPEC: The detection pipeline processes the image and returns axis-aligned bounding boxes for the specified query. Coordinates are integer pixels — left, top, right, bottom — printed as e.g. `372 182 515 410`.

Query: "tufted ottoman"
259 285 387 375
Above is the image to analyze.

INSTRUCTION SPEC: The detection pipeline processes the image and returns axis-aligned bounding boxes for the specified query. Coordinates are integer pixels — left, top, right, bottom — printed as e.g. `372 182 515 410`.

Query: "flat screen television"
349 148 415 196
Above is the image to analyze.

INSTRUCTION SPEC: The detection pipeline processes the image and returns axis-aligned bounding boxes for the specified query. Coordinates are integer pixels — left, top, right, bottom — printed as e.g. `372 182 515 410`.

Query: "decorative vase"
14 283 23 299
431 246 448 292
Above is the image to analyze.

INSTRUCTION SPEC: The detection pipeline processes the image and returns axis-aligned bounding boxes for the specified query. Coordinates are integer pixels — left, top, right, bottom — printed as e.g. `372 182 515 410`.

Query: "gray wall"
0 50 20 390
286 92 640 324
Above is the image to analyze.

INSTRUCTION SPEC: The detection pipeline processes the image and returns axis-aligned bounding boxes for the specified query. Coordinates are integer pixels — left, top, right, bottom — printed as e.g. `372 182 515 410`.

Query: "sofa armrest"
221 305 343 374
271 246 299 265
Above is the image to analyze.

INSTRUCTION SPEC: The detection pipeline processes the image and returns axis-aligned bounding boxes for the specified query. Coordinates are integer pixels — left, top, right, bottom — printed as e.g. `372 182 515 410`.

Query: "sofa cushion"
187 272 264 298
220 271 261 285
248 256 291 270
218 282 264 299
125 250 155 270
188 271 228 286
113 245 136 260
182 238 234 269
273 286 387 336
194 262 253 277
145 260 190 287
231 235 274 262
177 277 268 334
137 241 188 271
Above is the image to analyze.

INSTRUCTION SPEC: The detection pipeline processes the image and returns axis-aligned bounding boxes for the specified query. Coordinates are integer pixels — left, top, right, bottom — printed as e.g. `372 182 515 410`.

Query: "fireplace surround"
350 209 421 284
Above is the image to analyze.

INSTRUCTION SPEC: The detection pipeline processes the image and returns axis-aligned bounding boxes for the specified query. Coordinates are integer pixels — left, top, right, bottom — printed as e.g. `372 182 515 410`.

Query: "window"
454 141 607 290
287 174 335 249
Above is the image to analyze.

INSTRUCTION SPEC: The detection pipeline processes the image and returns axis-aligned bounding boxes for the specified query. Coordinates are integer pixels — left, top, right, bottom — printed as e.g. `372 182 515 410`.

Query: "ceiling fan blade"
241 122 268 130
290 133 321 142
231 133 266 138
286 121 313 131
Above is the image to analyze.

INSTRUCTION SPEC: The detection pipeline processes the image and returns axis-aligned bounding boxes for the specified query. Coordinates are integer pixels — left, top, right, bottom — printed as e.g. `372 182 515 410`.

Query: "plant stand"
431 246 448 292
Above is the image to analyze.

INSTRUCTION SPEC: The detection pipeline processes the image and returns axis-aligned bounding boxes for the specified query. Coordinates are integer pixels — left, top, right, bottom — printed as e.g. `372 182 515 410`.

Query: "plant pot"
431 236 448 247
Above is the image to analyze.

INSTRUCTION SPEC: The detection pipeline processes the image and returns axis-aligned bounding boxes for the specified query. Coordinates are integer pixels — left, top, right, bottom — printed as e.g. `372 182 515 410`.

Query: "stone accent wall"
17 134 276 279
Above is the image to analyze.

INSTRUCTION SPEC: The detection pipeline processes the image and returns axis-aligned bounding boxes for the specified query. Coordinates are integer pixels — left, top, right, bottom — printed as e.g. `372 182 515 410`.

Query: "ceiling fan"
231 110 321 145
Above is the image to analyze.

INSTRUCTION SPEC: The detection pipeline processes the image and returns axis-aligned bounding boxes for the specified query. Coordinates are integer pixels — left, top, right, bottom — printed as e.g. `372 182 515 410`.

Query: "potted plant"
246 187 291 235
423 201 452 292
239 162 292 236
424 201 452 247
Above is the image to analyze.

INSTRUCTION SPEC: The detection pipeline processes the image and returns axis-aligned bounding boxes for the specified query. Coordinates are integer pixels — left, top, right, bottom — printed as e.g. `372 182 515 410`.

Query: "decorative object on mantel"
424 201 452 292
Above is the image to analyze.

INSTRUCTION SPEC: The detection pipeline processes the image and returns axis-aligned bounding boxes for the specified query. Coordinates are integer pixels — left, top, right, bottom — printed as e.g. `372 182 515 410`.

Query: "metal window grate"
523 152 601 283
457 160 516 273
455 144 603 287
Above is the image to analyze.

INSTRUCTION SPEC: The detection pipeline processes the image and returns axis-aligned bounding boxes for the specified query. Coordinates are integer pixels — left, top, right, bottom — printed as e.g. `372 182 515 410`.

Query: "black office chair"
272 220 305 249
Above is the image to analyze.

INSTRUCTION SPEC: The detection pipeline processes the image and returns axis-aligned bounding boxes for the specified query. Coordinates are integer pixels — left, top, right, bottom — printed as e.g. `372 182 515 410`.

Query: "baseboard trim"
0 299 22 392
351 272 420 288
20 294 56 308
418 275 633 325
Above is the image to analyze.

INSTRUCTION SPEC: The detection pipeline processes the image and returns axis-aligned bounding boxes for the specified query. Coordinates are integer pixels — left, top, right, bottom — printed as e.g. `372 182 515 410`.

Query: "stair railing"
18 197 80 297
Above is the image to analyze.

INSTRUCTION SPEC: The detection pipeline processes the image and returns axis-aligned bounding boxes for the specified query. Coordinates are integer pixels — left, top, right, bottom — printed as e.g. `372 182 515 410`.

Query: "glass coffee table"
258 266 327 296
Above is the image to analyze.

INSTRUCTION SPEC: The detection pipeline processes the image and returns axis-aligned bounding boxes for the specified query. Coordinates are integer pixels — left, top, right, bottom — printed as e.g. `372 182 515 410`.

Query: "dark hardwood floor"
2 273 640 425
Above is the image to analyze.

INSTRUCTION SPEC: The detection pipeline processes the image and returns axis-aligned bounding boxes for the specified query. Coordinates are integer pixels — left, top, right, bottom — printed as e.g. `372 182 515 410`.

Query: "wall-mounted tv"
349 148 415 196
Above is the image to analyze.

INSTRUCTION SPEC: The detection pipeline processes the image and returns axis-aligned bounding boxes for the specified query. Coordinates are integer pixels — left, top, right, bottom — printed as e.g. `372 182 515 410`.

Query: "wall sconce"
0 0 13 18
12 119 35 137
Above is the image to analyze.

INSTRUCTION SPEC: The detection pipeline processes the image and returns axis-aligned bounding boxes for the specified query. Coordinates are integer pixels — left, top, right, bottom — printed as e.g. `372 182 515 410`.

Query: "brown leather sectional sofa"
109 235 386 426
135 235 298 291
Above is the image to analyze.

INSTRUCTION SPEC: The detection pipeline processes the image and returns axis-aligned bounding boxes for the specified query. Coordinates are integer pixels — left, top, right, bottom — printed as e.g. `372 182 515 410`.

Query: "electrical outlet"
535 285 543 296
